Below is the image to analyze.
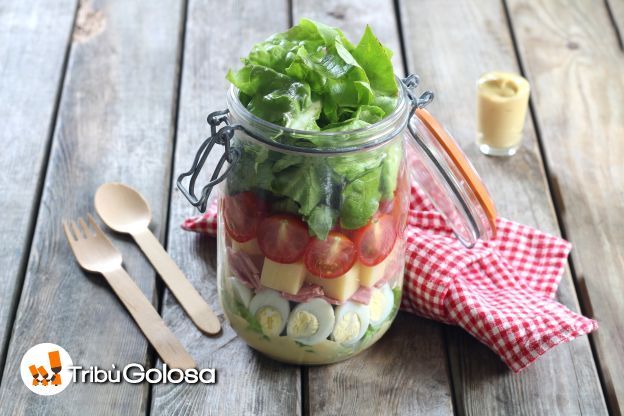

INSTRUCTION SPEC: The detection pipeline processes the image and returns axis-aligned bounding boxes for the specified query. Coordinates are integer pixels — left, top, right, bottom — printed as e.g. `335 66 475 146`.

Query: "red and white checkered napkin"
182 184 597 372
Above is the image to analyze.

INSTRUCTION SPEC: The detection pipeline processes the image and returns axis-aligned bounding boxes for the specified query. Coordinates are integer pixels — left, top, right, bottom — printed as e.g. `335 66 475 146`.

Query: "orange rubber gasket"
415 108 497 237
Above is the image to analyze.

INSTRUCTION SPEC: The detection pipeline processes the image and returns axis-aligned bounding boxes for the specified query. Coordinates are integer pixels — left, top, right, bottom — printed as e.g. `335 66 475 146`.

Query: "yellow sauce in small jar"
476 72 530 156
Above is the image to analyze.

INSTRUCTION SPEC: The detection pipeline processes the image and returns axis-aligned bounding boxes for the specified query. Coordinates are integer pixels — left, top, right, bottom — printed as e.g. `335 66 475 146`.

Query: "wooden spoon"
94 183 221 335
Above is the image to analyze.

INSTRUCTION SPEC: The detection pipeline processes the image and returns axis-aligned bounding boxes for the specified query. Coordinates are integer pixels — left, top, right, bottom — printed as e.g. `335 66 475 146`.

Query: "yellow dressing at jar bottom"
229 314 393 365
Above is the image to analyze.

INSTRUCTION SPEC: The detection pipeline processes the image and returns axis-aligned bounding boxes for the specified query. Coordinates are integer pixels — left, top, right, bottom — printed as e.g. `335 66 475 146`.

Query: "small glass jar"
178 75 496 365
476 72 530 157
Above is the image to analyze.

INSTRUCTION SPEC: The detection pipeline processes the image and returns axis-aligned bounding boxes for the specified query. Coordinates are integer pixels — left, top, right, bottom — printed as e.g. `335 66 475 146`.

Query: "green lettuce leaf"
327 149 384 181
323 105 385 132
271 197 300 215
244 18 346 72
226 20 403 238
229 19 394 131
351 25 398 97
271 162 323 216
226 65 321 130
305 204 339 239
340 166 382 229
380 140 402 199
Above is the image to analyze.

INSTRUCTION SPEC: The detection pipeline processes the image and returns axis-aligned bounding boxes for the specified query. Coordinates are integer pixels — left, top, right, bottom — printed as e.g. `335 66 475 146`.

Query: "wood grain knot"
327 8 346 20
566 41 580 50
73 0 106 43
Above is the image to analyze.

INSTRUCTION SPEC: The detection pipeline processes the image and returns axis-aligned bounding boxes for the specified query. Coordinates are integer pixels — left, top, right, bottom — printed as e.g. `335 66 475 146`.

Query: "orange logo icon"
27 350 63 387
20 343 72 395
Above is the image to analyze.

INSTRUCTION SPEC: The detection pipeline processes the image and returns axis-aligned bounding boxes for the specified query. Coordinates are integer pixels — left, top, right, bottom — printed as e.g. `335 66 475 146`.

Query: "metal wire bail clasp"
401 74 434 113
176 109 241 212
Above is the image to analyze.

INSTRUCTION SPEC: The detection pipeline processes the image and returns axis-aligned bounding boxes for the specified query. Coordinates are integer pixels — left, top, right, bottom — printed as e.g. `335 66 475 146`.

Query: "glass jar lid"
406 108 497 247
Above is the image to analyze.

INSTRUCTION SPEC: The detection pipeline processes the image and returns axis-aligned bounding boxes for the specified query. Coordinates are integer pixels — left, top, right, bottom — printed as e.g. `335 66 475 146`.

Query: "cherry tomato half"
223 192 265 242
257 214 310 263
352 214 397 266
304 231 357 278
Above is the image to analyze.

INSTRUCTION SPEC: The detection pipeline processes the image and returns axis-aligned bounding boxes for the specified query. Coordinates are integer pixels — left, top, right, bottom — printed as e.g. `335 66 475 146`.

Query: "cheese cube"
306 264 360 302
359 244 401 288
232 238 263 256
359 260 387 288
260 259 306 295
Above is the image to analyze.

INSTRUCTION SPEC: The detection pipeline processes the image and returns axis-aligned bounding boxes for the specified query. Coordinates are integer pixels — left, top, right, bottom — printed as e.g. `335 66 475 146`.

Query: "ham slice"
227 247 262 290
280 283 324 303
350 286 373 304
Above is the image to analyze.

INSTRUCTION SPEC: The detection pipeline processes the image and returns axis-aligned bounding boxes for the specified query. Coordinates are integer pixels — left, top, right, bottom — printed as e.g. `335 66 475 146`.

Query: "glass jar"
177 75 496 365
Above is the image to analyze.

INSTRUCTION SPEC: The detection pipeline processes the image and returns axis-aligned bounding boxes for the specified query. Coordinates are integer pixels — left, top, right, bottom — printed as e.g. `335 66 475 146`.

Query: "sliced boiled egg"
331 301 370 345
228 276 252 308
249 289 290 336
287 298 335 345
369 284 394 327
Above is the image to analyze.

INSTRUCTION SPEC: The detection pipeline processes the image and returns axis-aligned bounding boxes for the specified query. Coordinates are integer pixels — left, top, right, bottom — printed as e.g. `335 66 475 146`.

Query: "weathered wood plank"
507 0 624 413
0 0 183 414
607 0 624 47
399 0 608 414
0 0 77 372
291 1 454 415
149 1 301 415
308 313 453 416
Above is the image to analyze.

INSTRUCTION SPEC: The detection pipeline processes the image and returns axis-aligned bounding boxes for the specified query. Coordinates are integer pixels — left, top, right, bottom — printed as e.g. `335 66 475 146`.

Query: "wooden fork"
64 214 196 370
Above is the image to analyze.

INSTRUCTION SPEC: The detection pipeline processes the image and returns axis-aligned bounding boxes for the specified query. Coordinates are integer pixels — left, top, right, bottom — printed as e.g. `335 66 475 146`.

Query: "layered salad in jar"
217 19 409 364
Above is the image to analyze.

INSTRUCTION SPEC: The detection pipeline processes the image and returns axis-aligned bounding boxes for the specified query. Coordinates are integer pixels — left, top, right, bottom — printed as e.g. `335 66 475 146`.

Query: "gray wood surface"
0 0 77 371
607 0 624 46
398 0 608 415
308 314 453 416
507 0 624 413
0 0 617 414
149 1 302 415
0 0 183 414
291 1 454 415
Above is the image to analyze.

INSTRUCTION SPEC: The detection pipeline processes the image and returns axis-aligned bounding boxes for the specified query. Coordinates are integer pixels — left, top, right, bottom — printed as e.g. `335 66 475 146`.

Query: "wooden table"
0 0 621 414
